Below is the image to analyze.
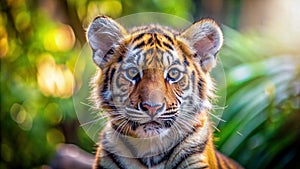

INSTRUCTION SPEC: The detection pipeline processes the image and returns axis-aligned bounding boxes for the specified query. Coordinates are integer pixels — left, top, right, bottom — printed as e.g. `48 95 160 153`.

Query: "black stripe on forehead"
132 33 145 43
163 34 174 44
133 41 145 50
163 41 174 50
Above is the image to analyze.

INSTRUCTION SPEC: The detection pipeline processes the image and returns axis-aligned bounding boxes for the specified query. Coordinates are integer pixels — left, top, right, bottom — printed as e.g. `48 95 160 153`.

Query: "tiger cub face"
88 16 223 139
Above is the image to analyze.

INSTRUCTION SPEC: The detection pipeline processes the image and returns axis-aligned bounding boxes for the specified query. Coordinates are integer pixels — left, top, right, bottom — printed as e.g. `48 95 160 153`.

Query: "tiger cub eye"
126 67 140 80
167 68 181 81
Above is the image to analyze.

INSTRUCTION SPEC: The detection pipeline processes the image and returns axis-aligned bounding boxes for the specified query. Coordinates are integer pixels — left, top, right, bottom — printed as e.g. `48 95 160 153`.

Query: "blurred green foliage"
1 0 299 169
216 27 300 168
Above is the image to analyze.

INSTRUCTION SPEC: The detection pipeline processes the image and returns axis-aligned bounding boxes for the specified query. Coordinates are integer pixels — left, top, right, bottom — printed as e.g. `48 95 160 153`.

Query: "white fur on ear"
87 16 127 68
181 19 223 72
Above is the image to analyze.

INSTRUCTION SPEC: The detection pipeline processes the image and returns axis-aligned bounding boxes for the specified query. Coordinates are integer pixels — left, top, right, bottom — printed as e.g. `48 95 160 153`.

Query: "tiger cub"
87 15 243 169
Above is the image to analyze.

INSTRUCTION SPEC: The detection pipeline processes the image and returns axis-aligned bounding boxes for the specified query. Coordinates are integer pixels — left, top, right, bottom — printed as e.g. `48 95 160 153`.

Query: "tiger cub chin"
87 15 243 169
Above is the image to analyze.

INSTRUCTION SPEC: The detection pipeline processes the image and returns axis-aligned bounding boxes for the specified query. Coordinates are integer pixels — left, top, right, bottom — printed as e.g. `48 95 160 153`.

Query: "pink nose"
140 102 164 117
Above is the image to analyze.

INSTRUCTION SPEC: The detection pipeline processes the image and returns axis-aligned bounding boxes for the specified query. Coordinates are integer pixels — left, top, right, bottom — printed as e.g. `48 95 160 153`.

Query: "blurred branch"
62 0 86 43
49 144 94 169
39 0 86 43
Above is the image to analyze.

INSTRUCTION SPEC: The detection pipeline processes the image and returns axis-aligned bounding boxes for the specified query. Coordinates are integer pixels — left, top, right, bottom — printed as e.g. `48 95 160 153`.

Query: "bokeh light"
46 128 65 145
10 103 33 131
86 0 122 23
43 24 75 52
0 25 8 58
37 53 74 98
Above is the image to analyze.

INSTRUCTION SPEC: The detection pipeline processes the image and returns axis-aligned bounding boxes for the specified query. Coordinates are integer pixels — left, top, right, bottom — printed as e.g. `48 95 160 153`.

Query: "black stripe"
163 34 174 44
132 33 145 43
166 127 197 166
99 48 114 65
172 149 206 169
191 71 195 84
165 50 174 59
104 150 126 169
96 164 105 169
171 139 208 169
101 67 112 108
181 160 208 169
163 42 174 50
138 149 172 168
147 36 153 44
156 39 163 48
118 56 123 62
139 139 179 168
112 123 124 134
109 68 116 85
176 97 182 105
191 71 195 95
193 64 205 99
100 67 117 109
101 133 125 169
145 132 187 168
194 166 209 169
184 55 190 66
133 41 145 50
165 50 175 62
106 48 114 55
128 120 139 130
102 67 110 94
198 77 205 99
161 111 176 116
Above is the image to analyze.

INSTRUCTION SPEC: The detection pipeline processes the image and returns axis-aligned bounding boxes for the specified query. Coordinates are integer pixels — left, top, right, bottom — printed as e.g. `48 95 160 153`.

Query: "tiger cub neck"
97 112 211 166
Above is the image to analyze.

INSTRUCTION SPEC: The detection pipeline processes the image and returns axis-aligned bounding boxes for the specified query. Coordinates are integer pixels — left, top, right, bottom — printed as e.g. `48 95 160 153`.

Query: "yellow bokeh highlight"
15 11 31 32
10 103 33 131
1 143 13 162
43 24 75 52
37 54 74 98
46 128 65 145
87 0 122 20
0 25 8 58
44 102 63 125
10 103 26 124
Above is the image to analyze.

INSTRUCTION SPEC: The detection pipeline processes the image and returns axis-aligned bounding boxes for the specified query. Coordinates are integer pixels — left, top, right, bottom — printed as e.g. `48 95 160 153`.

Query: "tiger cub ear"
181 19 223 72
87 16 127 68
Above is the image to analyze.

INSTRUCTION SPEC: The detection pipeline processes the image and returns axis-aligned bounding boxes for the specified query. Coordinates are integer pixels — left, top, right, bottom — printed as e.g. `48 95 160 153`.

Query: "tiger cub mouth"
128 118 174 138
142 121 161 131
134 120 166 138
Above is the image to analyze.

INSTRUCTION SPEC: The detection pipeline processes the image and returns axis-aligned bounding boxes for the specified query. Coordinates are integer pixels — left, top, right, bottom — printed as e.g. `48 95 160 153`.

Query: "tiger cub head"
88 16 223 139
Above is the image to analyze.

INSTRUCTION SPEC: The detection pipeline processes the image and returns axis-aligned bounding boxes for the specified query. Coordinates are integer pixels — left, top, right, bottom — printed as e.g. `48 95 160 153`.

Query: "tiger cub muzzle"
125 69 179 137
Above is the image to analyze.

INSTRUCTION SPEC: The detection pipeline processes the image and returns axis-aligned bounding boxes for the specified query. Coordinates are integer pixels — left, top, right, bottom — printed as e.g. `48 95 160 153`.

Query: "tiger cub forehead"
123 25 189 70
87 15 223 72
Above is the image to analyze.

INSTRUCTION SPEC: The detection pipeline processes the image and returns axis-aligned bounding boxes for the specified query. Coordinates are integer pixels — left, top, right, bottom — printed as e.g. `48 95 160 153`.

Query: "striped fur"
87 16 243 169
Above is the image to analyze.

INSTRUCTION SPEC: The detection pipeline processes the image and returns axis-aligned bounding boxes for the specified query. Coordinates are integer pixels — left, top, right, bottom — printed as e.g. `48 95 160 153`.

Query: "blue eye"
125 67 140 82
167 68 181 82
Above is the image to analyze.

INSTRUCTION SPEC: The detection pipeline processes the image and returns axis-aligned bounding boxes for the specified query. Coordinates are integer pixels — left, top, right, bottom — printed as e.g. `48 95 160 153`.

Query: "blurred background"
1 0 299 168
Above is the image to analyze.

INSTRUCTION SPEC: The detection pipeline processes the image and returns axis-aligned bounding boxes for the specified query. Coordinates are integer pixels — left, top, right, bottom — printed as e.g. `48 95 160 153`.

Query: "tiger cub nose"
139 102 164 117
